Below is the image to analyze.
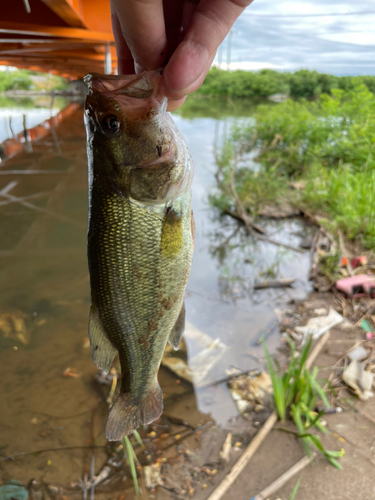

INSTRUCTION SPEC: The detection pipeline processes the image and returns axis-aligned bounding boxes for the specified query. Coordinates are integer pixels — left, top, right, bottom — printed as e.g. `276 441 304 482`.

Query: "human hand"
110 0 253 111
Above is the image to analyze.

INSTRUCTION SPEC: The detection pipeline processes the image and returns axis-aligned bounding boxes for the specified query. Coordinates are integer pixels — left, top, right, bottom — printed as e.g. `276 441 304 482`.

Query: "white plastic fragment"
295 307 343 341
347 345 368 362
342 360 374 401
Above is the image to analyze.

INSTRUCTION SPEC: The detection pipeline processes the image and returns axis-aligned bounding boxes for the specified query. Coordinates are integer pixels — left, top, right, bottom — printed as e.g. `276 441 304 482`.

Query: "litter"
347 345 368 362
342 360 374 401
228 371 273 417
295 307 343 341
144 462 162 489
161 322 227 385
336 274 375 298
0 480 28 500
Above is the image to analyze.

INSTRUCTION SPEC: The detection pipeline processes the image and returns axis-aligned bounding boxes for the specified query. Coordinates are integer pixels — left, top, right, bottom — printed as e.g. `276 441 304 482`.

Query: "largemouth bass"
84 71 194 441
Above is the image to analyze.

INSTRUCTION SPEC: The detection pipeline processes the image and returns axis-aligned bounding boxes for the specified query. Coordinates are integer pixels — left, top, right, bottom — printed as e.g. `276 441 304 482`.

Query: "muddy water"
0 100 311 495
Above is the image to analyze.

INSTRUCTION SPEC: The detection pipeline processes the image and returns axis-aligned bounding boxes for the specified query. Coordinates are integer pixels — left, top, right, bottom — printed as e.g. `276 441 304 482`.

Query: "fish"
84 71 194 441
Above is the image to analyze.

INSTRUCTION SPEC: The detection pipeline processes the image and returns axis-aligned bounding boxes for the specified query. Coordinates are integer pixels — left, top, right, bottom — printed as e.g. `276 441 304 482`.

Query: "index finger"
110 0 167 72
162 0 254 98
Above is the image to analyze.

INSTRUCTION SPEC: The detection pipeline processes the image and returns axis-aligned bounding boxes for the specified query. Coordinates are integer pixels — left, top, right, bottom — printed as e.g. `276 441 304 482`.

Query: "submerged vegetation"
211 84 375 249
198 67 375 100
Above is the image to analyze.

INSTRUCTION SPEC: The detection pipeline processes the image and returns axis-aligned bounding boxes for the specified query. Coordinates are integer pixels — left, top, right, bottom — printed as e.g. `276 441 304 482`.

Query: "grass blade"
133 430 144 449
289 478 301 500
123 436 140 497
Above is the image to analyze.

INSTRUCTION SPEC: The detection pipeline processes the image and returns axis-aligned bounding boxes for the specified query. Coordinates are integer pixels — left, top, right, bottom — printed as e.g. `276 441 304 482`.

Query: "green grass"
263 337 344 469
211 84 375 250
122 432 144 498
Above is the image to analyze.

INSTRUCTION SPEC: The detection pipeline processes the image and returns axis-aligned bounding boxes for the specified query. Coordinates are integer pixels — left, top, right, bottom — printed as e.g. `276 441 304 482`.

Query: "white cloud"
214 0 375 75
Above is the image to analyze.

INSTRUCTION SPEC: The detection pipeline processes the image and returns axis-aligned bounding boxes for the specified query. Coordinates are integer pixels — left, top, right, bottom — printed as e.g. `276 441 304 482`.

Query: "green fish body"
84 72 194 441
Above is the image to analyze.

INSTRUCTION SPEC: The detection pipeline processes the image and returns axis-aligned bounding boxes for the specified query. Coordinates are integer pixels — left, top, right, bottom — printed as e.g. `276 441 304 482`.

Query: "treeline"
197 67 375 99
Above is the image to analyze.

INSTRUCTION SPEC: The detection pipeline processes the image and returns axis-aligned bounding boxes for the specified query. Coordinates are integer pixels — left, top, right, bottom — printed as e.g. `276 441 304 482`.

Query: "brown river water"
0 99 312 498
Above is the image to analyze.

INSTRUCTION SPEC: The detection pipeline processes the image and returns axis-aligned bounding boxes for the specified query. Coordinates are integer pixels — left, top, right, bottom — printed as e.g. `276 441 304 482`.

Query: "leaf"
289 478 301 500
360 319 373 332
133 430 144 449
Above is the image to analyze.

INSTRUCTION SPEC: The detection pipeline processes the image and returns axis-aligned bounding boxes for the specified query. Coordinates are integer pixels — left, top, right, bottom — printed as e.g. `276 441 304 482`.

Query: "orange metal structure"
0 0 117 77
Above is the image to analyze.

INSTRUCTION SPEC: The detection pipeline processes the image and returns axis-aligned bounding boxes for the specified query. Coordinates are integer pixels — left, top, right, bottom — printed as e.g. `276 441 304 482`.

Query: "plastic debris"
0 480 28 500
313 308 327 316
219 433 232 463
228 371 273 417
351 256 368 269
295 307 343 341
144 462 162 489
161 322 227 385
342 360 374 401
347 345 368 362
336 274 375 298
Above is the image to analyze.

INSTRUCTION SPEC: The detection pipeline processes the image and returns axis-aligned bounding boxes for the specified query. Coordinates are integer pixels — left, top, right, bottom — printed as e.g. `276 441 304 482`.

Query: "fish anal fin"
89 305 117 375
105 380 163 441
168 301 186 351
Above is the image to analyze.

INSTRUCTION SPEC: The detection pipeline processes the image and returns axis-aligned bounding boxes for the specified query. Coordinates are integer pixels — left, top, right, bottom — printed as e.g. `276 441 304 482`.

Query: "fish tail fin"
140 379 163 425
105 380 163 441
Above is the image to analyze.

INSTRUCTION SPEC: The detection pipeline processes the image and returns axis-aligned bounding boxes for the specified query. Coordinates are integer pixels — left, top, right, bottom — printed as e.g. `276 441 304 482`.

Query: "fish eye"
101 115 121 135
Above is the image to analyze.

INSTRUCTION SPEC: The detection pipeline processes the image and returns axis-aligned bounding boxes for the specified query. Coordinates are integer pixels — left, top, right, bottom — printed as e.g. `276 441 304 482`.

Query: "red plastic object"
336 274 375 298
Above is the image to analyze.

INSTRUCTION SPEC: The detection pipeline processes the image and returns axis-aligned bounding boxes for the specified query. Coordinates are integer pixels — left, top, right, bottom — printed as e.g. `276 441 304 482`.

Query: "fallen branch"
254 278 295 290
251 453 317 500
206 331 330 500
224 208 303 253
223 208 265 235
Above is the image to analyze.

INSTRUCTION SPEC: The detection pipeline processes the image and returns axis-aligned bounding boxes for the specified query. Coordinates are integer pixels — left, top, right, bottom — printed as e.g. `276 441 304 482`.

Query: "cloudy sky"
214 0 375 74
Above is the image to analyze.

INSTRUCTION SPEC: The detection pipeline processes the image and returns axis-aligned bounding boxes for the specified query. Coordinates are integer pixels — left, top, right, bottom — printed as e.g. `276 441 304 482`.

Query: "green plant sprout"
263 336 345 469
122 431 144 498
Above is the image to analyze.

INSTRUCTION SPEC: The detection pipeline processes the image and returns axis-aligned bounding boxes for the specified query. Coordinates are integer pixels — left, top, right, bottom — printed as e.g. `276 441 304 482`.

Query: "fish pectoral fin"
168 301 186 351
89 305 117 375
105 380 163 441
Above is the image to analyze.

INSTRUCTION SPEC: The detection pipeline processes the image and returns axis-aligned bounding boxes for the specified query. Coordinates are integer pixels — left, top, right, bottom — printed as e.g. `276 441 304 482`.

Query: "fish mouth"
85 71 162 100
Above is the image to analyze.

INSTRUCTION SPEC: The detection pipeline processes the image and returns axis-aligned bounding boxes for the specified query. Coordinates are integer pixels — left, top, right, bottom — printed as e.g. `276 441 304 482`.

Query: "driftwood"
206 331 330 500
254 278 295 290
252 452 316 500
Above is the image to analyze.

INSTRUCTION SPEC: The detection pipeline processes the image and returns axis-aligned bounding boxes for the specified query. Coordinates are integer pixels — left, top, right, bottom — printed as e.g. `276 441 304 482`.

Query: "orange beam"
0 21 114 42
39 0 88 29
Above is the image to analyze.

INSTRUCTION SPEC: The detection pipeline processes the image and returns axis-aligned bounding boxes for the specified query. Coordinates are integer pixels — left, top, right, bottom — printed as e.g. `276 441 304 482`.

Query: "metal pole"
104 44 112 75
218 44 222 69
226 30 233 71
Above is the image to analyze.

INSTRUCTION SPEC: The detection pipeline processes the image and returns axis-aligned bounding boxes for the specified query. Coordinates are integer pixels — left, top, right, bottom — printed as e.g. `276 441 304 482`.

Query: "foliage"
197 67 375 100
212 85 375 248
0 70 32 91
0 69 67 92
263 337 344 469
122 432 144 498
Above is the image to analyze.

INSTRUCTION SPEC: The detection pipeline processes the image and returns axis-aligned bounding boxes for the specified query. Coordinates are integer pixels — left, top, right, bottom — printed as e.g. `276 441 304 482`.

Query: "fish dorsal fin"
89 305 117 374
168 301 186 351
